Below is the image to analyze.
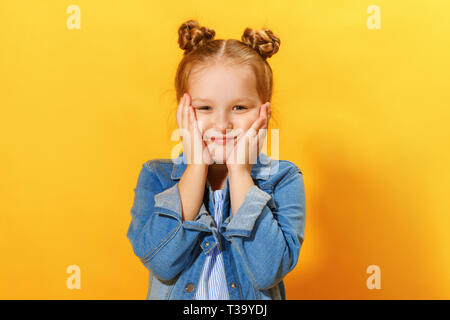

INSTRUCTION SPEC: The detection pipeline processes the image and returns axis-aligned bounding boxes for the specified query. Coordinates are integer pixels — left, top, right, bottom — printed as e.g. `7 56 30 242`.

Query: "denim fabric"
126 151 306 300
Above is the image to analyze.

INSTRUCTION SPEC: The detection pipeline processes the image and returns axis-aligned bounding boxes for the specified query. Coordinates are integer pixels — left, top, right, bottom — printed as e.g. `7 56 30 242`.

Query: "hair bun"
241 27 280 60
178 20 216 55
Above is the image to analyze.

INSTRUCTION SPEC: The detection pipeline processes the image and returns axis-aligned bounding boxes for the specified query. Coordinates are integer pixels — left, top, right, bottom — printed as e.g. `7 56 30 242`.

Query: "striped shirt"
194 189 229 300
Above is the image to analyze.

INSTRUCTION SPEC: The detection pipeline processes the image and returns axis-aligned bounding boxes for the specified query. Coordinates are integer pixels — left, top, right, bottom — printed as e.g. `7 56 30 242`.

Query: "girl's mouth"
212 136 235 145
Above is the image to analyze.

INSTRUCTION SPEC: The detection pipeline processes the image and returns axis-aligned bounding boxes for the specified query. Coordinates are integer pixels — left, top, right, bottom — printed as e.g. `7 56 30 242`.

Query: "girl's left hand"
226 102 271 174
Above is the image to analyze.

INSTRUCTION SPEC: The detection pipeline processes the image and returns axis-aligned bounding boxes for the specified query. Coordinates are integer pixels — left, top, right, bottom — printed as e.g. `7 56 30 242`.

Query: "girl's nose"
215 113 233 132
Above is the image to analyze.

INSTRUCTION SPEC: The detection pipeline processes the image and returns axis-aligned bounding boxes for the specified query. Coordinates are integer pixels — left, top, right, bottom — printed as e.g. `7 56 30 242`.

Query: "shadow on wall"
284 136 440 299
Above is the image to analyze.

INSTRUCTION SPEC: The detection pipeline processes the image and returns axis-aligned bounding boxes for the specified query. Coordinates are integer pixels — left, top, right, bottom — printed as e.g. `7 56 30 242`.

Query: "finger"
177 93 186 128
181 95 190 140
186 95 195 131
187 106 193 133
194 117 204 143
182 94 189 130
236 134 249 164
247 127 258 138
250 121 266 155
188 99 204 141
193 112 206 143
190 107 203 164
259 102 269 129
189 100 200 132
259 103 270 150
185 92 191 108
248 103 270 143
249 105 266 135
257 127 267 153
248 135 259 164
264 102 271 129
191 108 201 147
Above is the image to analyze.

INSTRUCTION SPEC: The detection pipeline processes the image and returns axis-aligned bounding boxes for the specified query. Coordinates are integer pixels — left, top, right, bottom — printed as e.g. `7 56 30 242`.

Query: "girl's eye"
196 106 248 111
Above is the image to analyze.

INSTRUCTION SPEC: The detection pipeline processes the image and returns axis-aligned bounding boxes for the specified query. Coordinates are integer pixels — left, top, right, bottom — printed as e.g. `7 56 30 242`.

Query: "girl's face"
188 63 264 164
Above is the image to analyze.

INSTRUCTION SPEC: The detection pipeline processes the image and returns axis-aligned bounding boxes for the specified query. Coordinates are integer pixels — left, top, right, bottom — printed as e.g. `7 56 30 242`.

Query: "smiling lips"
211 136 236 145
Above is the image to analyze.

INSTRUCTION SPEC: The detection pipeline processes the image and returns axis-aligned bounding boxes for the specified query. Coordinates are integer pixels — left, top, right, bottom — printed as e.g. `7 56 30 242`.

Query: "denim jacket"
126 151 306 300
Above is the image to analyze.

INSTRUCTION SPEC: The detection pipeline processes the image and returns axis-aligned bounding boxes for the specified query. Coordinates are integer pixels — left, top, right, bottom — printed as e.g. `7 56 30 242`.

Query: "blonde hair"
174 19 280 127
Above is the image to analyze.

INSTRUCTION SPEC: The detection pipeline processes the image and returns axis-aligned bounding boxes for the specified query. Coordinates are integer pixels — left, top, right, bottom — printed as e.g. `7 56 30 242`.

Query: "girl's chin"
208 145 231 164
211 152 228 165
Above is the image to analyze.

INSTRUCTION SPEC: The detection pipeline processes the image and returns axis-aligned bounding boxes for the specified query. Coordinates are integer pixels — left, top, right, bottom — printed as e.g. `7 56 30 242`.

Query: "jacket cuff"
220 185 272 238
154 183 216 232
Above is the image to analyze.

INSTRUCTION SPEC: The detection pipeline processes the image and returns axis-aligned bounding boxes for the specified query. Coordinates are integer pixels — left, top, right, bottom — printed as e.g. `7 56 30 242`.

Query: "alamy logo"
366 5 381 30
66 5 81 30
366 265 381 289
66 265 81 290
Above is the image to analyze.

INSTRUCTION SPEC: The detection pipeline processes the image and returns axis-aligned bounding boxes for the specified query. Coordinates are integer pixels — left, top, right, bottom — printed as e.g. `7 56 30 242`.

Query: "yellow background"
1 0 449 299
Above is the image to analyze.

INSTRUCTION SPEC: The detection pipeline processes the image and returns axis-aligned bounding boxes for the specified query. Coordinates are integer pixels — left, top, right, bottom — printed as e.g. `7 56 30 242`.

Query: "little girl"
126 20 306 300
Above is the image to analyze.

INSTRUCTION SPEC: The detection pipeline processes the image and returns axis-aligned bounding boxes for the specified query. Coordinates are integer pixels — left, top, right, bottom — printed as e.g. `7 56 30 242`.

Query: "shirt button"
231 282 237 289
185 283 195 293
204 241 210 247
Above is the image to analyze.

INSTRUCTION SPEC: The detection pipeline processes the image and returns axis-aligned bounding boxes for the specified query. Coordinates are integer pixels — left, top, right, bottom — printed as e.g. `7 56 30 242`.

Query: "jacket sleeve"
126 162 217 281
220 166 306 290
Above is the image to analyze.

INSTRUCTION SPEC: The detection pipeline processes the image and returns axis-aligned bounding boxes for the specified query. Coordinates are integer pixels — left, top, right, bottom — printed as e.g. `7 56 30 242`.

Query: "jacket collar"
170 151 272 180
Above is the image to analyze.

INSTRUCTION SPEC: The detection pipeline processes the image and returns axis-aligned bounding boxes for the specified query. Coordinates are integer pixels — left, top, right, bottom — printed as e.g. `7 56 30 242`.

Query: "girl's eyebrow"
191 98 212 104
192 98 253 104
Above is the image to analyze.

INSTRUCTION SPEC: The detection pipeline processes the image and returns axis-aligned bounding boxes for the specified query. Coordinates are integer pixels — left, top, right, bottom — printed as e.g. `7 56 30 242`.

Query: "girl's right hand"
176 93 213 166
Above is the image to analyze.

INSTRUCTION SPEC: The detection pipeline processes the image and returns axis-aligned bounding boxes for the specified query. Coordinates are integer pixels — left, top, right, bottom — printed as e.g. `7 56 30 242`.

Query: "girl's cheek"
238 118 254 131
197 115 210 135
197 119 209 136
